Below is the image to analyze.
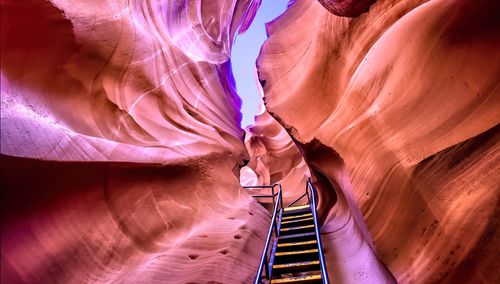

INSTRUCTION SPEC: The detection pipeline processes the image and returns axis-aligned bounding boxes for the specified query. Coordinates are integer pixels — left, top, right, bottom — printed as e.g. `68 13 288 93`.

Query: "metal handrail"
243 185 276 189
251 181 329 283
251 194 277 198
287 192 308 207
307 179 330 284
244 183 280 209
254 185 283 284
286 180 312 208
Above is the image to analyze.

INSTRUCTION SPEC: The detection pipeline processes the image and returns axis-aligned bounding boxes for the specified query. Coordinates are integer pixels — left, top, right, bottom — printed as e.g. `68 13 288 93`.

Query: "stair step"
280 224 315 235
273 260 320 274
274 247 318 264
271 273 322 283
283 204 310 212
281 217 314 226
278 232 316 243
273 260 320 269
281 225 315 232
283 205 311 216
275 248 318 257
277 240 317 249
282 213 312 221
282 209 311 217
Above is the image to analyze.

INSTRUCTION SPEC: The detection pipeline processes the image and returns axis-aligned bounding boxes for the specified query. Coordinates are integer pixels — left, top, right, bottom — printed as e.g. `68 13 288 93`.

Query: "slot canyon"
1 0 499 283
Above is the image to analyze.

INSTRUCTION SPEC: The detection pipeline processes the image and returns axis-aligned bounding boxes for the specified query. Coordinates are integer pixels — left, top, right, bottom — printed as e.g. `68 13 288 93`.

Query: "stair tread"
281 217 314 225
275 248 318 257
273 260 320 269
283 204 310 212
277 240 317 248
280 224 315 232
282 213 313 221
278 232 316 240
271 274 322 283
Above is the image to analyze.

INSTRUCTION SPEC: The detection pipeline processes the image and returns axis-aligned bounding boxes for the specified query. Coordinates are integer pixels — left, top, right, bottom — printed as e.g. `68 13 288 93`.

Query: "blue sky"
231 0 288 127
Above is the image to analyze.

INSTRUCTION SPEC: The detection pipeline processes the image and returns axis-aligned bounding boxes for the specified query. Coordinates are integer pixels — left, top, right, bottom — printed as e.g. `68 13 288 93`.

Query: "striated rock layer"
2 0 499 282
1 154 269 283
241 110 310 206
1 0 269 283
1 0 260 162
258 0 499 283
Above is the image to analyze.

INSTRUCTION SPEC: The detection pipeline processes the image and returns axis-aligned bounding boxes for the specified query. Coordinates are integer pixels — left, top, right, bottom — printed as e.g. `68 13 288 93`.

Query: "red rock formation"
317 0 376 17
1 0 269 283
241 110 310 206
1 155 269 283
1 0 257 162
257 0 499 283
2 0 499 282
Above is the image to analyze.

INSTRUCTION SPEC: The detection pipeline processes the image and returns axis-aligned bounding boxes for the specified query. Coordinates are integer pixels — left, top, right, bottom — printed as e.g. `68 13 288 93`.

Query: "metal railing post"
279 184 284 210
254 187 282 284
264 255 268 279
306 180 311 203
271 185 276 212
308 179 330 284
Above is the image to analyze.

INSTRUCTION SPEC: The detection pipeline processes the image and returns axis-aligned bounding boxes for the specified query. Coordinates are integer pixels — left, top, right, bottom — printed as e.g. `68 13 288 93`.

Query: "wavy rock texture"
1 0 269 283
2 0 499 282
258 0 499 283
240 110 310 206
1 155 269 283
1 0 261 162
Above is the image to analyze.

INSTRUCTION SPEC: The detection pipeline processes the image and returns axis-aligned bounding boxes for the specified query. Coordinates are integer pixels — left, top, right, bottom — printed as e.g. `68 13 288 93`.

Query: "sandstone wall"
241 111 310 206
1 0 269 283
257 0 500 282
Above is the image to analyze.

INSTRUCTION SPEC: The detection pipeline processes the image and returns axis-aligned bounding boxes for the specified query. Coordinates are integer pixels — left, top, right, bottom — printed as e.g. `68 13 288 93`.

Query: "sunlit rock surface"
1 0 261 162
1 0 269 283
258 0 499 283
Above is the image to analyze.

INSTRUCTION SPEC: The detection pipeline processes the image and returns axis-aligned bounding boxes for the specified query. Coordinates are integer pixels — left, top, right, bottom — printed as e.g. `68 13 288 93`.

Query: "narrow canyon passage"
1 0 499 283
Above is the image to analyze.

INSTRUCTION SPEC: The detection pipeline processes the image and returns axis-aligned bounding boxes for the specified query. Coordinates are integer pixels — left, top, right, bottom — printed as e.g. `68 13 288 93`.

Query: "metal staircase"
244 179 330 284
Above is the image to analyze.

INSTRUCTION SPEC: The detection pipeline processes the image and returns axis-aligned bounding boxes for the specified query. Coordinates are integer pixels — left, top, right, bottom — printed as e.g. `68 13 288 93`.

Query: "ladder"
244 179 330 284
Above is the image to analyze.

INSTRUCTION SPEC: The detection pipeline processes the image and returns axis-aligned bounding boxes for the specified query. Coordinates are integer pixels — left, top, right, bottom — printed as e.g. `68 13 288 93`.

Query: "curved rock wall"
1 154 269 283
257 0 499 282
1 0 260 162
2 0 498 282
241 110 310 206
1 0 270 283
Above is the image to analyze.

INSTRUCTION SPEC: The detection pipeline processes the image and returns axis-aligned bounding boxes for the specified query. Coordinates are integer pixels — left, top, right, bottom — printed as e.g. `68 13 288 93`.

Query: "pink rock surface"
257 0 499 282
241 111 310 205
1 155 268 283
2 0 499 283
1 0 258 162
1 0 269 283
